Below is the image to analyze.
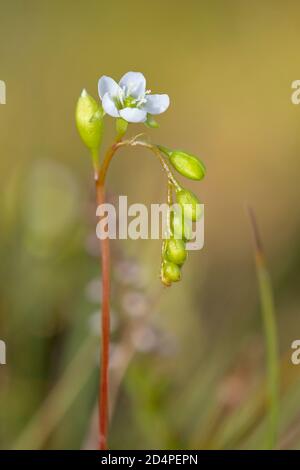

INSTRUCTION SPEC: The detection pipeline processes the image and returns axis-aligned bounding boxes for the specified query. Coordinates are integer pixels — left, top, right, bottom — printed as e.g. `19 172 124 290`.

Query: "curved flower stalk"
75 72 206 449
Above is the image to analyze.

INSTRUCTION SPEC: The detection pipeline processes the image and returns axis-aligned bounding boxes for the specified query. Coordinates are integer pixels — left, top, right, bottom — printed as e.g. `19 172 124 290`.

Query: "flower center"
123 95 137 108
114 87 151 110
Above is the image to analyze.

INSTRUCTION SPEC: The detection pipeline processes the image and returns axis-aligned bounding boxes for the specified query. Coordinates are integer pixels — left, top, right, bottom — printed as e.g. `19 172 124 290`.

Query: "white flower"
98 72 170 123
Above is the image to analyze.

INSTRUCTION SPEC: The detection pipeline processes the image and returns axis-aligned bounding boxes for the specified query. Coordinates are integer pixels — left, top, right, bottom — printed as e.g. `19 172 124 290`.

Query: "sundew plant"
75 72 206 449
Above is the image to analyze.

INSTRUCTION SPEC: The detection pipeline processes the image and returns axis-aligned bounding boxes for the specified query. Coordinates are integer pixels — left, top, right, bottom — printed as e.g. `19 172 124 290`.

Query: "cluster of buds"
159 148 206 286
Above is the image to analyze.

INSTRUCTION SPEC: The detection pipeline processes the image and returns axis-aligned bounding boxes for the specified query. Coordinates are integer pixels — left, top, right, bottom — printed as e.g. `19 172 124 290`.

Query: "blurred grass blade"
247 205 279 449
12 337 97 450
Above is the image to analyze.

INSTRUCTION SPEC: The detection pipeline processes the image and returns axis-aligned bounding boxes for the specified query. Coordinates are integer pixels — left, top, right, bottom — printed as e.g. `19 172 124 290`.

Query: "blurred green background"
0 0 300 450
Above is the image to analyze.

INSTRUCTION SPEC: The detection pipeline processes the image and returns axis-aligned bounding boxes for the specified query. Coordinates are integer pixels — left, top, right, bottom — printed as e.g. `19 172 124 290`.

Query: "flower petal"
102 93 120 117
143 94 170 115
98 76 121 99
119 107 147 123
119 72 146 98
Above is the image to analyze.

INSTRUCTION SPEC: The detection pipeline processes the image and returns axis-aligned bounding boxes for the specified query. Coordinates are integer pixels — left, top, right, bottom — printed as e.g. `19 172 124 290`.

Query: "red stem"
96 180 110 450
95 142 120 450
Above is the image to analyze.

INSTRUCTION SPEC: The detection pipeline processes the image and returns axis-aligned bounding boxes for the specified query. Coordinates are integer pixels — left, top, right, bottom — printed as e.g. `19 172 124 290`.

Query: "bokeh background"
0 0 300 450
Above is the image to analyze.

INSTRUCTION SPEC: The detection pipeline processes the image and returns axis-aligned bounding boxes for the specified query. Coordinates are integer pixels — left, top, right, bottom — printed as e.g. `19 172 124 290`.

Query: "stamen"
135 96 147 108
118 88 125 106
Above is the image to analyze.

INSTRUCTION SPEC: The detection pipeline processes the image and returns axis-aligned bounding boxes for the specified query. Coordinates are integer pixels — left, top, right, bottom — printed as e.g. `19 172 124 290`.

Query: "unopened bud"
165 239 187 265
171 209 193 241
76 89 104 151
176 189 201 221
161 261 181 285
158 146 206 181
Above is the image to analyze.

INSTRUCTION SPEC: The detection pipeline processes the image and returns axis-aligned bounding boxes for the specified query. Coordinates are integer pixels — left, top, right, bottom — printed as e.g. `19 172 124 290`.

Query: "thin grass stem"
247 205 279 449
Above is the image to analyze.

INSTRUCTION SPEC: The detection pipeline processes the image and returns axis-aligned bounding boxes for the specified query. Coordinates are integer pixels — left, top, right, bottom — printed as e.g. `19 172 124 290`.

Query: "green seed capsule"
166 239 187 265
170 151 206 181
171 209 193 241
162 261 181 284
176 189 201 221
76 89 104 151
158 146 206 181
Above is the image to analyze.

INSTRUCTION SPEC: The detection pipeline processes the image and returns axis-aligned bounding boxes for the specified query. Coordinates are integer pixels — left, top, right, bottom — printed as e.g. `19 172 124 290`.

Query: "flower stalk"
95 140 123 450
95 179 110 450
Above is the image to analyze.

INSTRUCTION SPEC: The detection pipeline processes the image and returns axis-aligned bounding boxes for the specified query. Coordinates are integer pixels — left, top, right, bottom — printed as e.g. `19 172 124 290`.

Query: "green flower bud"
176 189 201 221
76 89 104 151
170 151 205 180
171 209 193 241
166 239 187 265
158 146 206 181
162 261 181 285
